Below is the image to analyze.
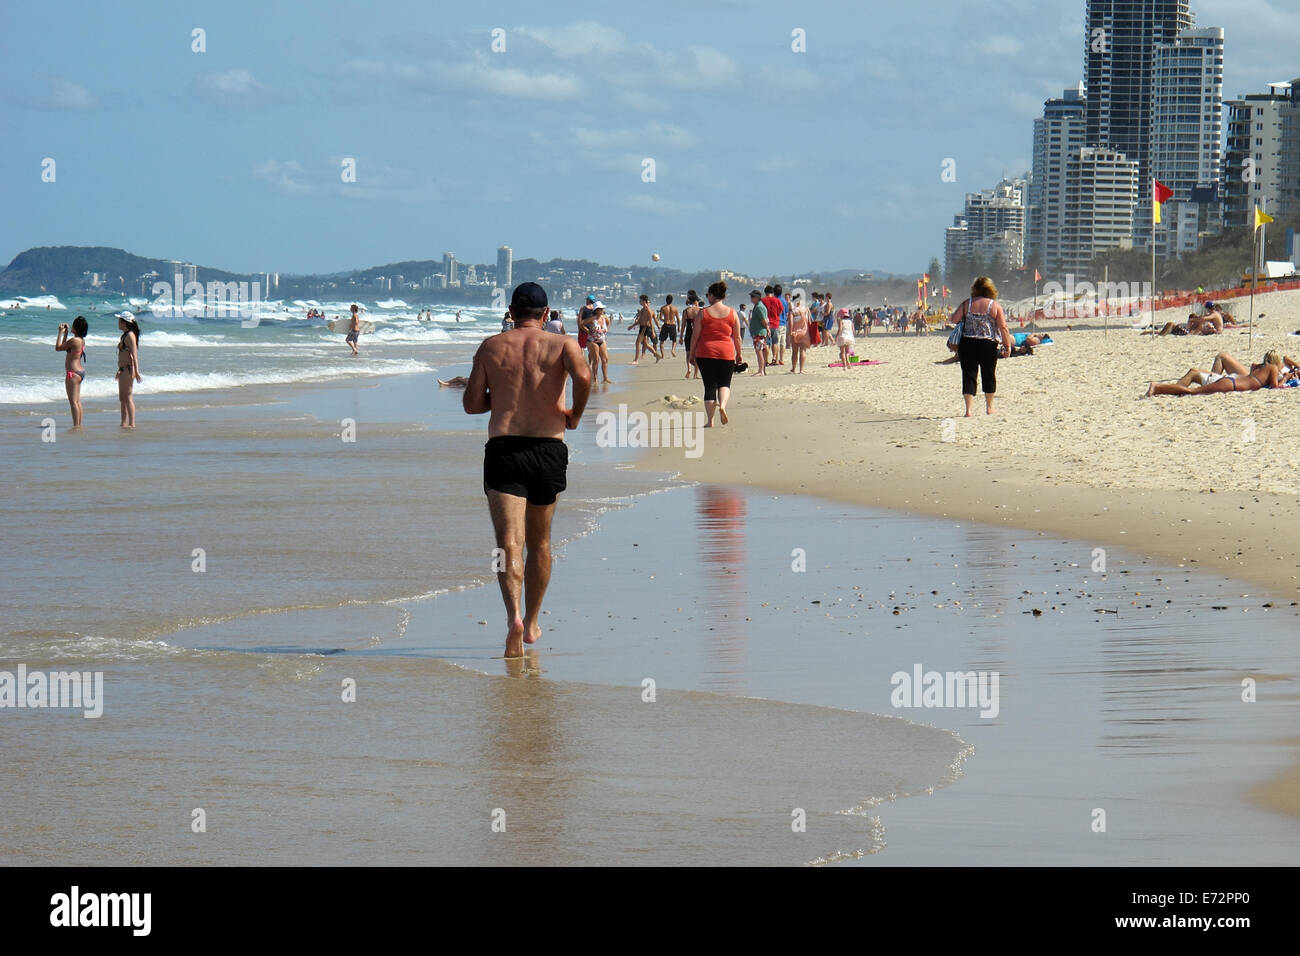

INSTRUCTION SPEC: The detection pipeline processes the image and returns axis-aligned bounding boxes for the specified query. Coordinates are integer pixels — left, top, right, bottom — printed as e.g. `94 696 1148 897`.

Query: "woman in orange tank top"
687 280 743 426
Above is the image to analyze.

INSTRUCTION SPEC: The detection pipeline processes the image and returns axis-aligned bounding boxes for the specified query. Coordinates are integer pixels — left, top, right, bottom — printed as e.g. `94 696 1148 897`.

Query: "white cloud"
340 56 581 101
253 160 312 195
620 194 704 216
38 78 97 111
519 22 626 58
571 121 691 151
196 69 279 107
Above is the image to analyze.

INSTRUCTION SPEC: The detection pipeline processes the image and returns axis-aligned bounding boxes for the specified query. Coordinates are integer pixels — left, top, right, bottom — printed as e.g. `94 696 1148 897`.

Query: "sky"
2 0 1297 279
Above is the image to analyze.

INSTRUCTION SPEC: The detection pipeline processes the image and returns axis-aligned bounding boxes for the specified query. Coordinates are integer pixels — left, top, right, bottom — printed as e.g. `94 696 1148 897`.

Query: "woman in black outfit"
950 276 1013 416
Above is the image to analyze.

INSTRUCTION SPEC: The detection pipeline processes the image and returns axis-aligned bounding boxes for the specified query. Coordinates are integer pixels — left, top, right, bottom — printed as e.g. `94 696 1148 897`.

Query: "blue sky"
2 0 1296 278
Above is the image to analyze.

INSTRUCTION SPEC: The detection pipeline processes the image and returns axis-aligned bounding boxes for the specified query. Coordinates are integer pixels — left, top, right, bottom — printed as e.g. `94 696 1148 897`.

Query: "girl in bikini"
115 313 143 428
1146 351 1288 396
55 315 88 428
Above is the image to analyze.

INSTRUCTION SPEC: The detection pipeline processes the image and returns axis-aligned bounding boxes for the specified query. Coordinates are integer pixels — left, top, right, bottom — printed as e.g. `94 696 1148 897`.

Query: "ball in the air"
651 253 660 262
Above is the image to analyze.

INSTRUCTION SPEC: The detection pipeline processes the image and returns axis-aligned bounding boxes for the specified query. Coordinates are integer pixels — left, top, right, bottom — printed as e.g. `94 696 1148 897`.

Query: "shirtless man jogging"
464 282 593 658
629 294 661 364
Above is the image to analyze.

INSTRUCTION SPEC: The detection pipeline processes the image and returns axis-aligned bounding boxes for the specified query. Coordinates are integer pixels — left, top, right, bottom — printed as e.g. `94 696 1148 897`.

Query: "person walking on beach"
658 294 679 357
582 302 613 384
747 290 769 375
545 310 565 333
688 281 742 427
345 304 362 356
951 277 1013 416
821 293 835 346
681 291 701 380
761 286 784 366
463 282 592 659
55 315 88 428
115 312 143 428
629 294 661 365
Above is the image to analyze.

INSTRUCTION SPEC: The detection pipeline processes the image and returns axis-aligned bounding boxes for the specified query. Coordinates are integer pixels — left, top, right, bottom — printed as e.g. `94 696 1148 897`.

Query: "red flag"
1034 269 1042 283
1153 179 1173 223
942 286 949 297
922 273 931 283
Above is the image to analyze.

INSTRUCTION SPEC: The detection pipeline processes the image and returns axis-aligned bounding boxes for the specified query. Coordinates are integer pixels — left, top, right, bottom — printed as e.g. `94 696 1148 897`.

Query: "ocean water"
0 295 517 407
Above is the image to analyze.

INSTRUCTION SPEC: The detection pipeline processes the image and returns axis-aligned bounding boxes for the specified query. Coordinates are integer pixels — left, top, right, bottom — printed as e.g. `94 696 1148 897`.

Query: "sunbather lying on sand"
1145 350 1295 395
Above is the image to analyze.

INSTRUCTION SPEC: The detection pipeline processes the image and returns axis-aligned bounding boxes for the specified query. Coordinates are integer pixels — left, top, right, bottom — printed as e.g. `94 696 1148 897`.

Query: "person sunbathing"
1146 350 1290 395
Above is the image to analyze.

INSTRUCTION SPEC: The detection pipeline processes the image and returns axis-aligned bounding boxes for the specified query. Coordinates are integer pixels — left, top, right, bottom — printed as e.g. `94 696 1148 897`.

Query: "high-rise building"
442 252 457 285
1083 0 1193 246
944 179 1027 279
497 246 512 288
182 262 198 285
1030 84 1088 274
944 218 970 280
1149 27 1224 256
1060 147 1139 278
1224 80 1300 230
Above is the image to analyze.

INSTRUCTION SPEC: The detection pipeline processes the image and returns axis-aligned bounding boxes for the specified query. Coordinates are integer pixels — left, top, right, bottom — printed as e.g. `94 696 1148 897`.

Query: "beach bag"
947 325 962 348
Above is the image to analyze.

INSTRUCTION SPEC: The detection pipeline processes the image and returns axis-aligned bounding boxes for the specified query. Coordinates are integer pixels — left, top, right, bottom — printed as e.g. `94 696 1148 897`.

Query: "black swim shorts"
483 436 568 505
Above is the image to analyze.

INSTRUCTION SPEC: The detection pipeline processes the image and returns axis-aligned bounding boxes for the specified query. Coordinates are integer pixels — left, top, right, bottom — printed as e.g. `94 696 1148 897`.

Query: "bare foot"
718 406 729 425
524 620 541 645
504 617 525 658
1144 382 1155 397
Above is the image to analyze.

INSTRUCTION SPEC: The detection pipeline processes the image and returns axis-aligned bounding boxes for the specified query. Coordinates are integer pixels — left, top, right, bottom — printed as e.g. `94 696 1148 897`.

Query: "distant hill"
0 245 901 302
0 246 247 293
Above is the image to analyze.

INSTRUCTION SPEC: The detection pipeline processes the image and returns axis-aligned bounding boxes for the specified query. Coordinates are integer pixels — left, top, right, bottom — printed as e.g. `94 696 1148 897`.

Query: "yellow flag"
1254 207 1275 231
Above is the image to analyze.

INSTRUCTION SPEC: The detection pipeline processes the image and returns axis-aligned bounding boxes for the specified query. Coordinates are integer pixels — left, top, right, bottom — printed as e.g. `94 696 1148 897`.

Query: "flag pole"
1248 225 1258 354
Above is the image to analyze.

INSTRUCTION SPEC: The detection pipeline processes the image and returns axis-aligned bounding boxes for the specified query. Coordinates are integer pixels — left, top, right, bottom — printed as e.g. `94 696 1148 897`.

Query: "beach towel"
827 360 885 369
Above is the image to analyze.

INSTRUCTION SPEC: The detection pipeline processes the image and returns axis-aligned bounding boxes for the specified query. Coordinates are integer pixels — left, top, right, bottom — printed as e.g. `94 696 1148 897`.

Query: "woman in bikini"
788 294 810 373
583 305 613 384
55 315 88 428
1146 350 1289 396
115 312 143 428
681 291 701 380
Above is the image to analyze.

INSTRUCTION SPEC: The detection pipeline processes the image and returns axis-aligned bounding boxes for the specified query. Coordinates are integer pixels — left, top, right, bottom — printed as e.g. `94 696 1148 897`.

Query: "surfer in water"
346 304 361 356
464 282 592 660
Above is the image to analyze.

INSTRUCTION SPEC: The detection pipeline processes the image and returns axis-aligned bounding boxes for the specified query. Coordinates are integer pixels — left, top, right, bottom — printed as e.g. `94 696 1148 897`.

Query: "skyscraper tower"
1030 83 1087 272
1083 0 1193 244
442 252 457 286
497 246 512 288
1150 27 1224 256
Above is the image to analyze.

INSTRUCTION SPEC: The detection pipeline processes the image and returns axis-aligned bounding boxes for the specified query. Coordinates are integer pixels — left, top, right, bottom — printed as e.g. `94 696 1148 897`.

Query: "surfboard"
327 319 375 334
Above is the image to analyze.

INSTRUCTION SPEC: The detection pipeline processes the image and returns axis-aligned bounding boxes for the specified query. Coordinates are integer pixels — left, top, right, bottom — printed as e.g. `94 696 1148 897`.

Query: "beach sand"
610 290 1300 819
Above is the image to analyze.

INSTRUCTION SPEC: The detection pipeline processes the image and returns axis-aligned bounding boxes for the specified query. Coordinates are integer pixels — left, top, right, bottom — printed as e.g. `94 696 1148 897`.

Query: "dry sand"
597 289 1300 819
